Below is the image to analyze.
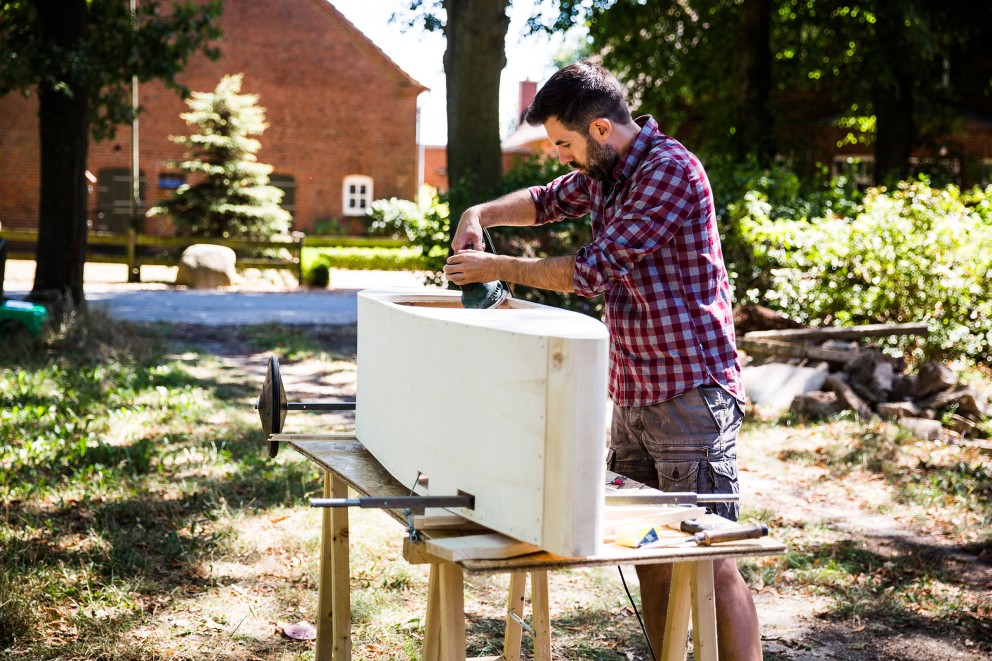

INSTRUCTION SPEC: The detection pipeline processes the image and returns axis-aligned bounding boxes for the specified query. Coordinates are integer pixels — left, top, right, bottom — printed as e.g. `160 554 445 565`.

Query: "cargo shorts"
608 385 744 521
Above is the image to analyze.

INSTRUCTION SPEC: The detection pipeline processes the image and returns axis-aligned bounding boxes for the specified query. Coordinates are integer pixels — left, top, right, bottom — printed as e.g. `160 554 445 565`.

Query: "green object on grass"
0 300 48 337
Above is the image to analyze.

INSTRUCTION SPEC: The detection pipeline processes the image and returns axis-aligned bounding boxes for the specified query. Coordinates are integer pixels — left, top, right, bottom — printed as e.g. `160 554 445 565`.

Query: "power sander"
458 228 511 309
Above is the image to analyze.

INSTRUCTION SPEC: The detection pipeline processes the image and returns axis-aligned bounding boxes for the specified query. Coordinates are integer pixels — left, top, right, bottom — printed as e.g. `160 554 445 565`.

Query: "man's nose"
557 148 571 165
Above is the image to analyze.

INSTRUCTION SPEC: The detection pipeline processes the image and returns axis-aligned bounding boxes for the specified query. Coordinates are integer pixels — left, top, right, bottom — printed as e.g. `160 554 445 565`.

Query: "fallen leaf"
283 621 317 641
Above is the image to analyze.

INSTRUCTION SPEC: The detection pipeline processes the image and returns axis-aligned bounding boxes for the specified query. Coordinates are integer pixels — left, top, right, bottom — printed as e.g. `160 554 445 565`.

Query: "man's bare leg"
635 559 761 661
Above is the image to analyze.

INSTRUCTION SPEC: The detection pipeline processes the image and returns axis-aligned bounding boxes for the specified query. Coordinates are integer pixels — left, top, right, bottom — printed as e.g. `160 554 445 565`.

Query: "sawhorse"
296 440 784 661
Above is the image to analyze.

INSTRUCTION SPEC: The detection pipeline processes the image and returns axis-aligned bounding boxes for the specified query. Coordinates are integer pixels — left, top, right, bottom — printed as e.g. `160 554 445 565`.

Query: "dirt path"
172 325 991 661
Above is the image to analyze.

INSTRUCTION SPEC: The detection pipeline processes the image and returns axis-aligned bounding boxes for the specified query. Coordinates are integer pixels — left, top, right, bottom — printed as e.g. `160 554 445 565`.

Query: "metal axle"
311 494 476 510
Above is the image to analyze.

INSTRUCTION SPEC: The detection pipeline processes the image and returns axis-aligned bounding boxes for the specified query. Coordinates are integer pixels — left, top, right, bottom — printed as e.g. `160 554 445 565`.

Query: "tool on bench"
255 355 356 457
457 228 510 310
645 522 769 548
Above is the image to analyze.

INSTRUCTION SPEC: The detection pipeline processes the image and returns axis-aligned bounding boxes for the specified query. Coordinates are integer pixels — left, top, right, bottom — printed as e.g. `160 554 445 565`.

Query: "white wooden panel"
356 288 608 556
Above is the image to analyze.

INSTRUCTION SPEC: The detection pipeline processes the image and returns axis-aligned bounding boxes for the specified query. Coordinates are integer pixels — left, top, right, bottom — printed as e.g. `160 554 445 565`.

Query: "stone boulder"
175 244 237 289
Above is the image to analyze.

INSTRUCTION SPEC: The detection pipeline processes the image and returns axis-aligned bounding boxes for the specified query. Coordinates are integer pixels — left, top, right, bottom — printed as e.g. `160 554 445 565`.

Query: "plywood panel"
356 288 609 556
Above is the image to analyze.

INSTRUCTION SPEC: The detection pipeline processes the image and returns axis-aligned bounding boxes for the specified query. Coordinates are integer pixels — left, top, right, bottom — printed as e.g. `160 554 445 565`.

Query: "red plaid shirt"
529 116 742 406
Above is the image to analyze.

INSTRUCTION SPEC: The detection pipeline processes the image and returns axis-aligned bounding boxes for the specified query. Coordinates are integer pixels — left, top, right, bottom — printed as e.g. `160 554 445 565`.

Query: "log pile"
736 306 989 442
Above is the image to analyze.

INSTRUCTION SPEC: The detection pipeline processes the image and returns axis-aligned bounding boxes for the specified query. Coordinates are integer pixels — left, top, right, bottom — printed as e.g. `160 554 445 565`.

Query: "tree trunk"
31 0 90 313
737 0 775 164
443 0 509 222
872 0 914 184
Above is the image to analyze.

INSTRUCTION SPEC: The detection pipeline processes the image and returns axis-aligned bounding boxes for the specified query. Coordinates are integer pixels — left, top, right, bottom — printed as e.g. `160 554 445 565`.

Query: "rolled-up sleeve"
572 159 696 296
529 172 592 225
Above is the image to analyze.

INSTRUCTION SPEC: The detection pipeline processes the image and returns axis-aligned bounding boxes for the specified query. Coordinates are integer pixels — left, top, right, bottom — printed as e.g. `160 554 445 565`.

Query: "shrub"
306 262 330 288
366 198 425 241
735 181 992 362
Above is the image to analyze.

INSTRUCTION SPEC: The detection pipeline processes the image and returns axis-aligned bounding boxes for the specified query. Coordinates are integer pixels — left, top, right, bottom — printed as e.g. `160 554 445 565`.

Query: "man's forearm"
474 189 538 229
496 255 576 292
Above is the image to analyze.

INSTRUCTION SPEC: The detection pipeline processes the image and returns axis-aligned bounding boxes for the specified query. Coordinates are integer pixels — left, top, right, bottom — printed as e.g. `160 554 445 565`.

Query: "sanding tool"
458 227 511 310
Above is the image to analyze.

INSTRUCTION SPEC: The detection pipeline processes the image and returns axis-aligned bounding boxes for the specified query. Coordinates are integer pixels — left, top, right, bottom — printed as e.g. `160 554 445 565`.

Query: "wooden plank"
601 506 706 542
745 322 928 342
530 571 552 661
423 564 442 661
270 433 357 443
287 440 410 526
437 562 466 661
426 533 542 562
414 510 488 531
689 560 718 661
503 573 527 661
315 473 351 661
661 562 692 661
356 288 608 557
455 535 787 575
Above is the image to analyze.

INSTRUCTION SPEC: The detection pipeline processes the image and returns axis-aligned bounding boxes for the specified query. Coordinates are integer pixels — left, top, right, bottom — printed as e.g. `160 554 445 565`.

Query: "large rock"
175 244 237 288
744 362 829 416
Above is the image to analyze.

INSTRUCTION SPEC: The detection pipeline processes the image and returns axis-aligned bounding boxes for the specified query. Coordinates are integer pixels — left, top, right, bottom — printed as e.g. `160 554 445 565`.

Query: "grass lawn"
1 313 990 660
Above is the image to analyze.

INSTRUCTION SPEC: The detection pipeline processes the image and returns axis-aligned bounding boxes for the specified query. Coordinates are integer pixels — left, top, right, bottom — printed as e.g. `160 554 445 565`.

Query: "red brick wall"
0 0 424 235
422 145 448 192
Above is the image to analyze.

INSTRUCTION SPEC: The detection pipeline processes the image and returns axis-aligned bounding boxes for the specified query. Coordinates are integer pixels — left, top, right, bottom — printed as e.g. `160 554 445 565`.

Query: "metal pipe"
604 492 739 506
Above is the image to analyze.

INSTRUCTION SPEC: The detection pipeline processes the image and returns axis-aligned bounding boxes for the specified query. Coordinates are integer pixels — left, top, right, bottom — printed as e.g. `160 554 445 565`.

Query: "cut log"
824 374 875 422
745 322 929 343
909 361 958 399
733 305 807 336
876 401 921 421
791 391 841 418
737 337 856 364
845 350 899 404
917 386 988 419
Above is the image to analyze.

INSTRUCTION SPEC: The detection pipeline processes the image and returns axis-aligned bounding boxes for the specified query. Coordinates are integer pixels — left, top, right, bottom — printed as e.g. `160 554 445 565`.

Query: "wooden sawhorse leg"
315 472 351 661
503 571 551 661
660 559 718 661
423 561 465 661
422 566 552 661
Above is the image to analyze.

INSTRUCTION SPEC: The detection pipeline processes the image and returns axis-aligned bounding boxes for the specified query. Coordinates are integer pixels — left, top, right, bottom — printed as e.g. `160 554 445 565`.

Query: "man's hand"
444 250 501 286
451 208 486 252
445 251 577 292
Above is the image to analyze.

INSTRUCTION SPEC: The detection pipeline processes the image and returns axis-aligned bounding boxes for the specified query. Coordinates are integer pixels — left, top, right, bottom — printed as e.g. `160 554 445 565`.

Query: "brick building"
0 0 426 235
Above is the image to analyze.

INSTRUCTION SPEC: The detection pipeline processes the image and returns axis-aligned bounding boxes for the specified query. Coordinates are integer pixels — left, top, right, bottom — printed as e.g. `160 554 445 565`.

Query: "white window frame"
832 155 874 187
342 175 373 217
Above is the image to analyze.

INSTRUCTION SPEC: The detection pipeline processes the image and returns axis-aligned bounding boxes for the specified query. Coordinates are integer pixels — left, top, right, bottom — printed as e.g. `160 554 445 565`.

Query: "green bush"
306 262 330 288
302 246 433 280
366 198 425 240
734 180 992 361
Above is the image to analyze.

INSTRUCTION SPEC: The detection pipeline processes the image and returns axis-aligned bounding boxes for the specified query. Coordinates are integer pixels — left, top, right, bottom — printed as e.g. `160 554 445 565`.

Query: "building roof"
316 0 428 94
501 121 550 153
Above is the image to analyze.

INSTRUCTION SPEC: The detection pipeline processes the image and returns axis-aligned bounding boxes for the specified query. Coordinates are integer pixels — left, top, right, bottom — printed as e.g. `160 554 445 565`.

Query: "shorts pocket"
657 460 698 492
702 459 740 521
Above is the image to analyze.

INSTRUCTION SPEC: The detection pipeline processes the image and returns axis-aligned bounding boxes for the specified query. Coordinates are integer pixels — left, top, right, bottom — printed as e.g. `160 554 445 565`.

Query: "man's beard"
570 137 620 182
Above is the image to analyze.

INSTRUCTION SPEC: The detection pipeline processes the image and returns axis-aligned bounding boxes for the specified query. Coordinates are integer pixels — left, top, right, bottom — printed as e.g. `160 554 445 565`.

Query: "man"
443 61 760 660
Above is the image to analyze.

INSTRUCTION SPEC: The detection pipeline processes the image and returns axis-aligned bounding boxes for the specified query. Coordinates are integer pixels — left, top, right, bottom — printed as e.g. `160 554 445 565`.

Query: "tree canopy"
0 0 221 311
541 0 992 185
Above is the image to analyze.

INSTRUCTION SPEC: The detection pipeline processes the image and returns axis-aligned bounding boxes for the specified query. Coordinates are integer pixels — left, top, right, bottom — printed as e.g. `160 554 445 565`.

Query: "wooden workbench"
288 437 785 661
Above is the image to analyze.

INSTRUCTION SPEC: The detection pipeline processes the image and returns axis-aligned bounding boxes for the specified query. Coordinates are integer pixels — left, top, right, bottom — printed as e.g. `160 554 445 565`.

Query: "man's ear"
588 118 612 143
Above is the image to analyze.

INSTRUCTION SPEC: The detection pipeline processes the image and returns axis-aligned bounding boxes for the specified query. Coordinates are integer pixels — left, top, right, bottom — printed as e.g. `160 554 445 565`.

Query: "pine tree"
149 73 291 239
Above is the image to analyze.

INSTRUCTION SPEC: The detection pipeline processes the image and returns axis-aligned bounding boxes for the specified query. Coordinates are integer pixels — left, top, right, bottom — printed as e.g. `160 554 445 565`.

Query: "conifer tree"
150 73 291 238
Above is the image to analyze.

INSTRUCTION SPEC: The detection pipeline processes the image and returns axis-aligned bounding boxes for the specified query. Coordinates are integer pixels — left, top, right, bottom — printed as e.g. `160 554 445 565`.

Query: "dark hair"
524 61 633 132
